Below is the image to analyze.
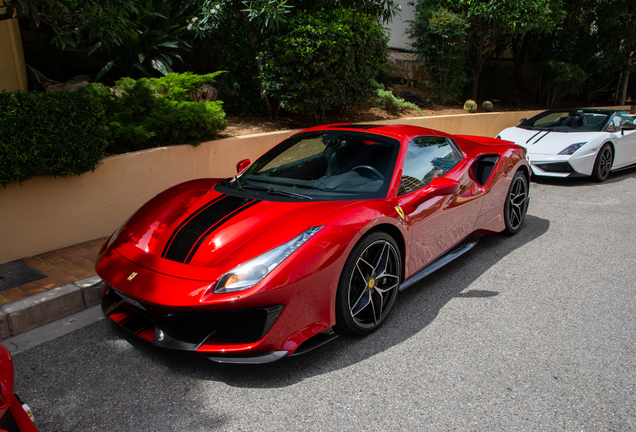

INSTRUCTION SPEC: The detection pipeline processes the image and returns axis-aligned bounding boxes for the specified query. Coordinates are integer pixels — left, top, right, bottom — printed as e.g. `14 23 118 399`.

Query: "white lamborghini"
498 109 636 182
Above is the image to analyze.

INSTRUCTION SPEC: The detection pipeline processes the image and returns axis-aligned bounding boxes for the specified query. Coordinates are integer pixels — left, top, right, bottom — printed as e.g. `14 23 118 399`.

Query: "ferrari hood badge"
395 205 405 220
127 272 138 281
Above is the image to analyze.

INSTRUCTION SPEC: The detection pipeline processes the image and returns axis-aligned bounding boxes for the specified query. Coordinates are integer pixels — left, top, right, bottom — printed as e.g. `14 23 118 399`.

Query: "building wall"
0 14 27 92
385 1 416 51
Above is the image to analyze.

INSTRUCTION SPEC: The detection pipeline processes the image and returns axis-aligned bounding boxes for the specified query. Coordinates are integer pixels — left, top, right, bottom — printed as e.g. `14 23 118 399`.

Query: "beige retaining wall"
2 108 627 264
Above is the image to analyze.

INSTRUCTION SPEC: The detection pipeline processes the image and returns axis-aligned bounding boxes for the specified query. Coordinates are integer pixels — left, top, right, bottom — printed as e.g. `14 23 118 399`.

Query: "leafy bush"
407 6 470 103
94 0 200 80
82 72 227 154
212 15 265 116
535 61 587 108
261 9 388 121
373 82 423 115
0 91 108 186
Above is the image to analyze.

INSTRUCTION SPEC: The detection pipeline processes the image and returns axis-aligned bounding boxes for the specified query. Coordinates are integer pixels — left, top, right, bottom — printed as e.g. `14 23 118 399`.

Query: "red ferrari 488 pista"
96 124 530 363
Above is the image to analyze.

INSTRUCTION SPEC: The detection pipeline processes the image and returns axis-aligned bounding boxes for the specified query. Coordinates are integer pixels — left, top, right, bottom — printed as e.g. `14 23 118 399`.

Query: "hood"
498 127 601 155
114 179 349 273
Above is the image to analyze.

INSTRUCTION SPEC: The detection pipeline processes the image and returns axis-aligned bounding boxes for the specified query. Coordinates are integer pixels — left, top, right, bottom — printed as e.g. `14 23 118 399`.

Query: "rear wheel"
335 232 401 336
591 144 613 182
503 170 529 235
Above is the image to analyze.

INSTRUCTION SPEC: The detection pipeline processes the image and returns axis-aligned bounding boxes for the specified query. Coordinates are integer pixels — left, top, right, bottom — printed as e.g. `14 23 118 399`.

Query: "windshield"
520 110 610 132
218 131 400 201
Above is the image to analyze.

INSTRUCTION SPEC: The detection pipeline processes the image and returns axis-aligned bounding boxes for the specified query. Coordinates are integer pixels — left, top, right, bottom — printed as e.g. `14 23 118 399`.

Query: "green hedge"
0 91 108 187
82 72 228 154
0 72 228 186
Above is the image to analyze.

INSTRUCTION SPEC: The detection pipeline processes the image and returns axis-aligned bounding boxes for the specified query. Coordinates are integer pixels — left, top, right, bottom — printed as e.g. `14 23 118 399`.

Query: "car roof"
533 108 616 115
298 123 450 142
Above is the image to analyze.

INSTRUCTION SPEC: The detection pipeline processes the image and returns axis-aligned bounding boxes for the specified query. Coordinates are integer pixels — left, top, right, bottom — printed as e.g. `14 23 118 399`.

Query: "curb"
0 276 103 341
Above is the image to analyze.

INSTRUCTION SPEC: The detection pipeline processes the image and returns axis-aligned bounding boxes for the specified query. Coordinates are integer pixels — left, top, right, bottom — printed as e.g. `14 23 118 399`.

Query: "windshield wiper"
231 175 244 190
242 184 313 200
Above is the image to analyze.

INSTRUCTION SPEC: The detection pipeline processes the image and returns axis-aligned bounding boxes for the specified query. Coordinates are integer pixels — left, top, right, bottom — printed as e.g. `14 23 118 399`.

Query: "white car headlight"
558 142 586 155
214 226 324 293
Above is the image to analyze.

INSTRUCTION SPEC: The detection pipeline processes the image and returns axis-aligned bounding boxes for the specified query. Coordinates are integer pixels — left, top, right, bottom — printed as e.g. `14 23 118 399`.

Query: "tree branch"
0 5 14 22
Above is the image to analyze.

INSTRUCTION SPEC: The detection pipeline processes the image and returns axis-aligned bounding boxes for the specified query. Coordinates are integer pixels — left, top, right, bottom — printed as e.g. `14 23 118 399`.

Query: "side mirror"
621 123 636 136
236 159 250 174
412 177 461 207
519 118 528 124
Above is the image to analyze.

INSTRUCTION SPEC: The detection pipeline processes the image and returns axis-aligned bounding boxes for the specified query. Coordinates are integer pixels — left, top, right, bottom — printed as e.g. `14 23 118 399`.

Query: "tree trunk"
471 61 484 101
243 9 271 115
471 74 479 101
619 57 631 105
513 33 530 92
250 33 271 114
0 5 14 21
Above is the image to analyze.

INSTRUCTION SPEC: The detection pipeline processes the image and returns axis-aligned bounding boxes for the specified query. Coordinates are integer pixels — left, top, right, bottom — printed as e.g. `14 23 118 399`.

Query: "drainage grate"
0 260 47 291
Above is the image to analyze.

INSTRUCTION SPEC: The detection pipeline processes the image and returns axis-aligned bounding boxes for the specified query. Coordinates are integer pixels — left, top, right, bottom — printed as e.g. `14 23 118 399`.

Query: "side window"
618 112 635 125
606 112 634 132
399 136 462 195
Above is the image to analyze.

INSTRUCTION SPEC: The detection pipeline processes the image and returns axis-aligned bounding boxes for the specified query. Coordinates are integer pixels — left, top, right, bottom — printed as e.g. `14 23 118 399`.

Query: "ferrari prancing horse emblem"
395 205 405 220
127 272 138 281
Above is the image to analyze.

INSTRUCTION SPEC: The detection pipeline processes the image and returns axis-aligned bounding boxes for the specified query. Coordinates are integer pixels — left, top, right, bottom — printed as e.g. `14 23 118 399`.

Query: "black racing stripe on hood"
163 195 259 263
161 194 226 259
183 199 259 264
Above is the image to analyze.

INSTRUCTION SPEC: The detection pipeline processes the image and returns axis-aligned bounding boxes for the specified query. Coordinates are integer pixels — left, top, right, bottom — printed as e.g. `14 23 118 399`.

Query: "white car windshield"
521 110 611 132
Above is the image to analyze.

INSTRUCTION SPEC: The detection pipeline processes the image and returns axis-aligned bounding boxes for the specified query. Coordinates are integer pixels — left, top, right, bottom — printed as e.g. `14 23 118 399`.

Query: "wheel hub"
367 278 375 290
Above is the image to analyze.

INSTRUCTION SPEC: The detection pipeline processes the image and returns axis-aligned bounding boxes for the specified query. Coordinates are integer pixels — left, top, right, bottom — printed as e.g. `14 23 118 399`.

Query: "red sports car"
96 124 530 364
0 344 37 432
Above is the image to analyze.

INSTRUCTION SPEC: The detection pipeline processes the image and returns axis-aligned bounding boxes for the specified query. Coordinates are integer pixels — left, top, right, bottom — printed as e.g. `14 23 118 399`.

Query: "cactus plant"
463 99 477 113
482 100 494 112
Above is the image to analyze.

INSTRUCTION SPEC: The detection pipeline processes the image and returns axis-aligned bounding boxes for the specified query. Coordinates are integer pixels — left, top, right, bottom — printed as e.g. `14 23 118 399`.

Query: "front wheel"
591 144 613 182
503 170 529 235
335 232 402 336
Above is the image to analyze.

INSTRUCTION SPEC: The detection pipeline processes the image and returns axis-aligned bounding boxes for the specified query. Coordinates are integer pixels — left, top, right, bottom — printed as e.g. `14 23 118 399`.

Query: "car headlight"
214 226 324 293
558 142 586 155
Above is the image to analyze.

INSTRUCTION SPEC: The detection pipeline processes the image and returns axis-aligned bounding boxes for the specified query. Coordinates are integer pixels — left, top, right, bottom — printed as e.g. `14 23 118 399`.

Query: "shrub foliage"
0 91 108 186
407 6 470 103
82 72 227 154
261 9 388 121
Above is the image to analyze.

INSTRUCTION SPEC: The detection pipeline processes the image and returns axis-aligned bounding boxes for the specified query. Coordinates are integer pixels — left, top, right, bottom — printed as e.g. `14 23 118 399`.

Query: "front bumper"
527 151 597 177
102 287 288 362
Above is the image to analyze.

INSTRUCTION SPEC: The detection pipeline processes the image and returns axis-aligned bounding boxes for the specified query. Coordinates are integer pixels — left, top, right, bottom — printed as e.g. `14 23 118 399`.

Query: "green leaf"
88 42 103 56
151 59 169 75
157 41 180 48
95 61 115 81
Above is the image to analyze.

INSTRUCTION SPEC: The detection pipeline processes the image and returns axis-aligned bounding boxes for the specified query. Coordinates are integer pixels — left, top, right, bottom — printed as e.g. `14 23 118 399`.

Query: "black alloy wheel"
504 170 529 235
591 144 613 182
335 232 401 336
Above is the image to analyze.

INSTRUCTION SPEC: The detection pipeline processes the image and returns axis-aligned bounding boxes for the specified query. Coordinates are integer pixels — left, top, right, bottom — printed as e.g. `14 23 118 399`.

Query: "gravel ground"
12 168 636 432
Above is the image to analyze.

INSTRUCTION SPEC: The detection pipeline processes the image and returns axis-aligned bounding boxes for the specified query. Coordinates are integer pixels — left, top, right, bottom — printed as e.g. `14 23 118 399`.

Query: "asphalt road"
7 167 636 432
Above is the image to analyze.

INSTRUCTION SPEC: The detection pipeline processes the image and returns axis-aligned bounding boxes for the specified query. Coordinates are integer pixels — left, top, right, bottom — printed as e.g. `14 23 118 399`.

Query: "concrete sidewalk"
0 239 107 341
0 275 103 340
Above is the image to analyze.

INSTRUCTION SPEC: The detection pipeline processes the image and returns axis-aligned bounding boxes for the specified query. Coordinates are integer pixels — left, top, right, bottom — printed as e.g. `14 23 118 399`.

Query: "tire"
591 144 613 182
503 170 529 235
335 232 402 336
